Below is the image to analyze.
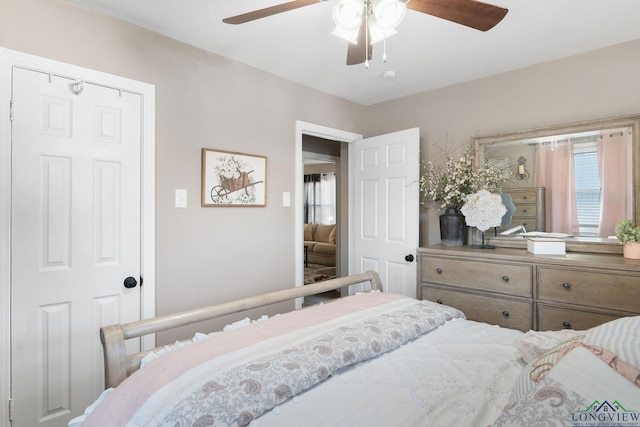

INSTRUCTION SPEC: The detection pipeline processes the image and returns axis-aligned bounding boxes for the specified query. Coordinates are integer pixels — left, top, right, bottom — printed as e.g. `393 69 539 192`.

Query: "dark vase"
439 208 465 246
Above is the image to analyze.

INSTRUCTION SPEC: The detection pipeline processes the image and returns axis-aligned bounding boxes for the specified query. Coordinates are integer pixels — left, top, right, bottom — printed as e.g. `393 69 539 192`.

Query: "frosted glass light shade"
372 0 406 30
331 0 405 46
332 0 364 31
368 15 399 44
331 26 360 44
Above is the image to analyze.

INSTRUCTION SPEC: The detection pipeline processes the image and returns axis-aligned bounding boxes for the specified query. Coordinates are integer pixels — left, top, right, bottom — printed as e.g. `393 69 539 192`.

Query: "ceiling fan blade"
346 17 373 66
223 0 319 25
407 0 508 31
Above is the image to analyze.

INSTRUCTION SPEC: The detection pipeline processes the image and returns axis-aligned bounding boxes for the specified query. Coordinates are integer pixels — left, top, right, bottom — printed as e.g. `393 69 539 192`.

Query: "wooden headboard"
100 271 383 388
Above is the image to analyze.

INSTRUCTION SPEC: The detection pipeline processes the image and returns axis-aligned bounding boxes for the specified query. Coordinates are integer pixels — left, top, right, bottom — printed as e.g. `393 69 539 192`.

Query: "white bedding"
74 282 640 427
72 317 524 427
253 318 525 427
80 293 478 426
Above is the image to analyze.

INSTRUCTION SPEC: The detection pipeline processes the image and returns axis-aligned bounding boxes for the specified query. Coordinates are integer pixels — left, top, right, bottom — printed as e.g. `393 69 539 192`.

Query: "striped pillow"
582 315 640 371
505 315 640 407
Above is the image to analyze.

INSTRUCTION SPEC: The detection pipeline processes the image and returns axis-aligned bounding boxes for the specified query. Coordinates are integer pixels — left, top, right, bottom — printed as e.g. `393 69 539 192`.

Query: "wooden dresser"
418 245 640 331
497 187 546 233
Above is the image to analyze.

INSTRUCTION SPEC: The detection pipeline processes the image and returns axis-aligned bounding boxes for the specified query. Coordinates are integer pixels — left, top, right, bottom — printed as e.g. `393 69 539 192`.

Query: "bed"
73 271 640 427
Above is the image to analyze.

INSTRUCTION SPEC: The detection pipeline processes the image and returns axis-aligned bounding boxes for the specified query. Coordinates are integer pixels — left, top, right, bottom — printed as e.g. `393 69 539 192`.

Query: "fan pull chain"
383 33 387 62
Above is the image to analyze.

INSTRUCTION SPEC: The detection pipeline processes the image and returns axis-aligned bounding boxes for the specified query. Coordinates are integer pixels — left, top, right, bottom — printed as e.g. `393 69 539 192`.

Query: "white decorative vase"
623 242 640 259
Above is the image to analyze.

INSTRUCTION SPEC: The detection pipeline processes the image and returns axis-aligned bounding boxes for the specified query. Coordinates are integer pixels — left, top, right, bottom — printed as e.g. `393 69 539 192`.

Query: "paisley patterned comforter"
82 292 464 426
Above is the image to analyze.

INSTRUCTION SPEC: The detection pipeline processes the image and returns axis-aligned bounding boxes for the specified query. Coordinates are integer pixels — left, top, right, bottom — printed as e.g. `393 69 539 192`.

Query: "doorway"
294 122 361 309
295 122 420 302
302 139 340 306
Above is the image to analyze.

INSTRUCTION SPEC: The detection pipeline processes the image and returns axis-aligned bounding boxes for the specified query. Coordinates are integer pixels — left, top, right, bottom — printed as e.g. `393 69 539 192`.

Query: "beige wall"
1 0 366 341
365 39 640 245
3 0 640 339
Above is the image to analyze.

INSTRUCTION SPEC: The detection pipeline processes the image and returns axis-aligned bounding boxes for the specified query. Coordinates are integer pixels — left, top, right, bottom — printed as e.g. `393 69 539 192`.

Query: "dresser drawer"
509 192 538 205
423 287 532 331
421 257 532 297
537 304 623 331
513 205 538 219
538 267 640 313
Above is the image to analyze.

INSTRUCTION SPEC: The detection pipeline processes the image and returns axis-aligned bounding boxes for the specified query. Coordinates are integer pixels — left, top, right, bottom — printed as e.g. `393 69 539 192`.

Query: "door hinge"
9 100 13 122
8 398 12 422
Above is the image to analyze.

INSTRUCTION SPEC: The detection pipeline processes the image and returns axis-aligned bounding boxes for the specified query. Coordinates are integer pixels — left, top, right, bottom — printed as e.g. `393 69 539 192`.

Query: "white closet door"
11 67 142 427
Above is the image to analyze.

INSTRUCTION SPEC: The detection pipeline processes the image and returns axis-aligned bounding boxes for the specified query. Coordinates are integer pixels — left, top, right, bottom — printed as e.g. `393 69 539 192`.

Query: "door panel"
352 128 420 297
11 67 142 427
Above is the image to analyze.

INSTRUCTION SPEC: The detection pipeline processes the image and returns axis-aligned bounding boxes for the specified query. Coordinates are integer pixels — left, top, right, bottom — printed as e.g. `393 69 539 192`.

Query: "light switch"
282 192 291 207
175 189 187 208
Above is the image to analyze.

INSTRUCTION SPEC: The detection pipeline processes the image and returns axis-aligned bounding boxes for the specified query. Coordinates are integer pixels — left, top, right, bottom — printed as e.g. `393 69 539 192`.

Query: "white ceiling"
66 0 640 105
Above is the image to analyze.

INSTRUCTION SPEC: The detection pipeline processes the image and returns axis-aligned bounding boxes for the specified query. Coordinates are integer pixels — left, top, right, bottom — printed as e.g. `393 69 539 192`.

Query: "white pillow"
515 329 583 363
506 315 640 407
493 347 640 426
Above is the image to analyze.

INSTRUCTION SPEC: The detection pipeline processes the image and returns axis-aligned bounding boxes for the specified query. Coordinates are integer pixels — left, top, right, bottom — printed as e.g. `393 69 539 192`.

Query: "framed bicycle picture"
201 148 267 207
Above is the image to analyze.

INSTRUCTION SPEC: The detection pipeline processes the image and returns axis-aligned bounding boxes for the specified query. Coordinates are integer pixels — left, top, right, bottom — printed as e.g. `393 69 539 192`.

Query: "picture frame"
201 148 267 207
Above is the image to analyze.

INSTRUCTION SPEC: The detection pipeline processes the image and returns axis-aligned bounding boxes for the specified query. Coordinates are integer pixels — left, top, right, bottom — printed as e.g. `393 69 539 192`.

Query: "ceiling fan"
223 0 508 66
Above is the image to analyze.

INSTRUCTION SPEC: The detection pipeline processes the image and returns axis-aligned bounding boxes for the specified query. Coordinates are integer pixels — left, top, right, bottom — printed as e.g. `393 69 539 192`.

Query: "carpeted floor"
304 264 336 285
303 264 339 307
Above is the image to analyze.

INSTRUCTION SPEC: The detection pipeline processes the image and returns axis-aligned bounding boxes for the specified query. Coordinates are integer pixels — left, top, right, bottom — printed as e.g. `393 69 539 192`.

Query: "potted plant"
615 219 640 259
419 143 506 246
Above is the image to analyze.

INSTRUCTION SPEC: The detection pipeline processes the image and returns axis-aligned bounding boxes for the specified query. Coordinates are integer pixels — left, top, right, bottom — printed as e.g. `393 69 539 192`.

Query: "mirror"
473 115 640 254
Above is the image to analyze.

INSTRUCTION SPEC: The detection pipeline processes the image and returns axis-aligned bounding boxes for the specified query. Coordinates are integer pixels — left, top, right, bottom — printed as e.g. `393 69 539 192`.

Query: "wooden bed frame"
100 271 383 388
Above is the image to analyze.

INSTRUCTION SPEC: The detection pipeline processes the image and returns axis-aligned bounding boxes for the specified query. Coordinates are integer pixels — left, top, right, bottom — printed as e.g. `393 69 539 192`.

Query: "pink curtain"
534 141 580 235
597 130 633 237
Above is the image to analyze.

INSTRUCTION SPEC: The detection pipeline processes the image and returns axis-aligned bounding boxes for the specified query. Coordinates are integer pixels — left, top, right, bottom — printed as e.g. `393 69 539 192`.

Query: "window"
304 173 336 224
573 141 601 237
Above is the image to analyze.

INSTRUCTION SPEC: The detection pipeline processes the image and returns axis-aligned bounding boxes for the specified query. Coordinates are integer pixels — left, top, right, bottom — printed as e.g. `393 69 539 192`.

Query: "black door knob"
405 254 414 262
123 276 138 289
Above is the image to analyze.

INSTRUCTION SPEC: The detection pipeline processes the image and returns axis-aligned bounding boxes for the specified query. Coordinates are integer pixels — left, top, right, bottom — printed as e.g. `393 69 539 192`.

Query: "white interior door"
10 67 143 427
351 128 420 297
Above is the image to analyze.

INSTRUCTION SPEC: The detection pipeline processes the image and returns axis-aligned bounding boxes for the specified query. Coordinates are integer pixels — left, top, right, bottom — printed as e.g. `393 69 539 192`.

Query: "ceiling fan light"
331 26 360 44
372 0 406 31
332 0 364 31
367 19 398 45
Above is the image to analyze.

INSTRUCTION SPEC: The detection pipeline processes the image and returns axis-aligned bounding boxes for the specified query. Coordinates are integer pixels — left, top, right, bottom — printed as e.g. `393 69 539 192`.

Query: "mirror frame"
472 114 640 254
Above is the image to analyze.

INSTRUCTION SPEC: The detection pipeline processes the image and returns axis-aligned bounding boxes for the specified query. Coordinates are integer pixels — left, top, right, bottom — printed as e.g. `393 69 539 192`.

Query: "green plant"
419 143 507 211
615 219 640 244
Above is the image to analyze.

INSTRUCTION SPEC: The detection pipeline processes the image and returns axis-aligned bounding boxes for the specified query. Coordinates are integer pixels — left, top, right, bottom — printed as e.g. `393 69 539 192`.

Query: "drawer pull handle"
502 311 510 318
436 268 443 274
523 196 528 200
562 321 571 329
562 283 571 290
436 299 443 304
502 276 509 282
